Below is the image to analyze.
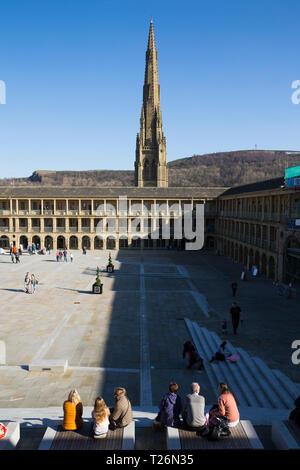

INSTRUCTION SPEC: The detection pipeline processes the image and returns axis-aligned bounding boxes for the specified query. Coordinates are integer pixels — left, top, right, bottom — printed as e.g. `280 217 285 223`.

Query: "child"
91 396 110 438
221 318 227 335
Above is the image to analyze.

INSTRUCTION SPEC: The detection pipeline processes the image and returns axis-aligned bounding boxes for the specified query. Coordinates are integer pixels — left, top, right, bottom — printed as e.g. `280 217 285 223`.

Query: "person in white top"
91 396 110 438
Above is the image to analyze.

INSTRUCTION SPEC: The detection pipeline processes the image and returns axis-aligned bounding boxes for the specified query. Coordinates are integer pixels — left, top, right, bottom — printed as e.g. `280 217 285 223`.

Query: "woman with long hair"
217 382 240 427
91 396 110 438
62 389 83 431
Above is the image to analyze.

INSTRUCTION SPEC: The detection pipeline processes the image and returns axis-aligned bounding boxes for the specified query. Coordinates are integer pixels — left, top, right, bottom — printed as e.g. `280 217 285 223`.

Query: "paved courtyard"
0 248 299 414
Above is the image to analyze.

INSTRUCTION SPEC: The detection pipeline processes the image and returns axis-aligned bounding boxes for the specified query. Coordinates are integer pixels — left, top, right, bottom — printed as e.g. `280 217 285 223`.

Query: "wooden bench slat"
179 423 251 450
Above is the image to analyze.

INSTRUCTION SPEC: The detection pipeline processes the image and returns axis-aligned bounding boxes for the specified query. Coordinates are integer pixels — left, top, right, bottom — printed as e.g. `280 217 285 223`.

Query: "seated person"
210 383 240 428
182 382 207 434
91 396 110 438
109 387 133 429
62 389 83 431
155 382 182 429
210 341 231 362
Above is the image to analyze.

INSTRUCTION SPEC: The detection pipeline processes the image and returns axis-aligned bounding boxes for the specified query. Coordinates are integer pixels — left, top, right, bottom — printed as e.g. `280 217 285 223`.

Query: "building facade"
206 177 300 285
0 20 299 286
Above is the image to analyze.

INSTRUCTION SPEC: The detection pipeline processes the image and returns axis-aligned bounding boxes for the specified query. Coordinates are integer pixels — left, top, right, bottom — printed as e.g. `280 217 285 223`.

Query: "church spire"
135 20 168 188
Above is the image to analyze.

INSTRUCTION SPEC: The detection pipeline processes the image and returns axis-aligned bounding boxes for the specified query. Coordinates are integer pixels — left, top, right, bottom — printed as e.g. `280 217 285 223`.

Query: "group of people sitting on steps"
62 387 133 439
153 381 240 435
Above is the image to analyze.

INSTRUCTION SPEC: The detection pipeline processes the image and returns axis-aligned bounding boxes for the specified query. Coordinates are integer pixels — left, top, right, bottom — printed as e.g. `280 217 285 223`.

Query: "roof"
219 177 285 197
0 186 228 199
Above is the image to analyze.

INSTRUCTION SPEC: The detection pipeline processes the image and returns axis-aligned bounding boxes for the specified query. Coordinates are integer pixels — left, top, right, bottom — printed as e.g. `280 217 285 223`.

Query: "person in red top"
217 383 240 427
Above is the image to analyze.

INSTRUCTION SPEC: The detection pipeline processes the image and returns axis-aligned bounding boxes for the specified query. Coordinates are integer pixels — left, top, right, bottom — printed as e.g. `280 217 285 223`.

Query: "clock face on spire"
135 21 168 188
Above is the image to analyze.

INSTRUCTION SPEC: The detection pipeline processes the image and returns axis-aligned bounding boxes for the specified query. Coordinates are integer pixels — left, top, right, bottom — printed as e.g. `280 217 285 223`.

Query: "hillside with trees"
1 150 300 188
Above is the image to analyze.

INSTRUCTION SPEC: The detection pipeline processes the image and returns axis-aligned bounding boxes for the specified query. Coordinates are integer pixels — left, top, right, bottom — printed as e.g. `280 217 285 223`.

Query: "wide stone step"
252 357 294 409
272 369 300 401
236 349 285 409
208 332 260 408
199 327 248 407
218 337 271 408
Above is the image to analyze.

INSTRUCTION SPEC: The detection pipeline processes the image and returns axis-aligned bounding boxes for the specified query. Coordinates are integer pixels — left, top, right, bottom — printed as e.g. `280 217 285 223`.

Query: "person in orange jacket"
62 389 83 431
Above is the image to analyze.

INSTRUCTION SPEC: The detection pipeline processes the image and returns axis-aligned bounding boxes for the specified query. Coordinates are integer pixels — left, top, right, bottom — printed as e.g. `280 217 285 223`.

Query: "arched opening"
32 235 41 248
239 245 243 263
94 236 103 250
261 253 267 275
45 236 53 250
285 235 300 285
20 235 28 250
69 236 78 250
57 236 66 249
119 236 128 249
249 249 254 269
243 246 248 268
268 256 275 280
107 236 116 250
82 236 90 250
0 235 9 249
255 251 260 269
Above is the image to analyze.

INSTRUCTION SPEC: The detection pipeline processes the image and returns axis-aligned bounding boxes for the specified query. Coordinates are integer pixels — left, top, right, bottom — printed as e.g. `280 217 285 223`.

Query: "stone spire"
135 20 168 187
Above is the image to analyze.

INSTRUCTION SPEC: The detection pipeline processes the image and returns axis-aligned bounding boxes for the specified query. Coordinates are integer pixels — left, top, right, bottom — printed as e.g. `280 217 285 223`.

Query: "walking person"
47 244 51 255
231 281 238 297
56 251 60 262
63 249 67 262
230 302 243 335
24 272 31 294
70 252 73 263
30 274 36 294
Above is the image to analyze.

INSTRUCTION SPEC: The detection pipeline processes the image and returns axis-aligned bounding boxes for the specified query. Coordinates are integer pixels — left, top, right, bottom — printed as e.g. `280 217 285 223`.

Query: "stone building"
205 177 300 285
0 20 299 286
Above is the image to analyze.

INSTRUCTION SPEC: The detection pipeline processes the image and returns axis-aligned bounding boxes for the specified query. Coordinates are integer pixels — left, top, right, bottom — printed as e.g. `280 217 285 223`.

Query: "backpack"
207 415 231 440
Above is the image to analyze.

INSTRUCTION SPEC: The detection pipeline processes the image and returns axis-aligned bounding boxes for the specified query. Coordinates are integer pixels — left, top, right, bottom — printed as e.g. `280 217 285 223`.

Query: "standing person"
24 272 31 294
91 396 110 438
63 249 67 262
154 382 182 429
230 302 243 335
221 318 228 336
56 251 60 262
9 243 13 255
182 383 207 434
59 250 63 262
62 389 83 431
15 252 20 263
11 252 15 263
47 244 51 255
70 252 73 263
109 387 133 430
30 274 36 294
231 281 238 297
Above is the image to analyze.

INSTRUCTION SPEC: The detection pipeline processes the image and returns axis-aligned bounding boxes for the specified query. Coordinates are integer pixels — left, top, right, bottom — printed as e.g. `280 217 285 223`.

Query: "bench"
167 420 263 450
272 420 300 450
0 421 20 450
38 420 135 450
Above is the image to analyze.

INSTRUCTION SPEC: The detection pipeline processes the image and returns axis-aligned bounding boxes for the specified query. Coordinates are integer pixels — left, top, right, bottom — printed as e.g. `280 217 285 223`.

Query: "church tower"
135 20 168 187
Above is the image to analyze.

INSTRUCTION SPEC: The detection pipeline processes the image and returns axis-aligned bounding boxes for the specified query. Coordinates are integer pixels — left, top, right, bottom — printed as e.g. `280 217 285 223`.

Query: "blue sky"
1 0 300 178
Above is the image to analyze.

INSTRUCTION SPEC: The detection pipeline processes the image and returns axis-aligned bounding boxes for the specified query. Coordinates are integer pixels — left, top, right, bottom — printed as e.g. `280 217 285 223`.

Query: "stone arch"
57 236 66 249
32 235 41 247
243 246 248 268
239 245 243 263
82 236 90 250
268 256 275 280
69 236 78 250
94 236 103 250
107 236 116 250
44 236 53 250
19 235 28 249
261 253 267 275
0 235 9 249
